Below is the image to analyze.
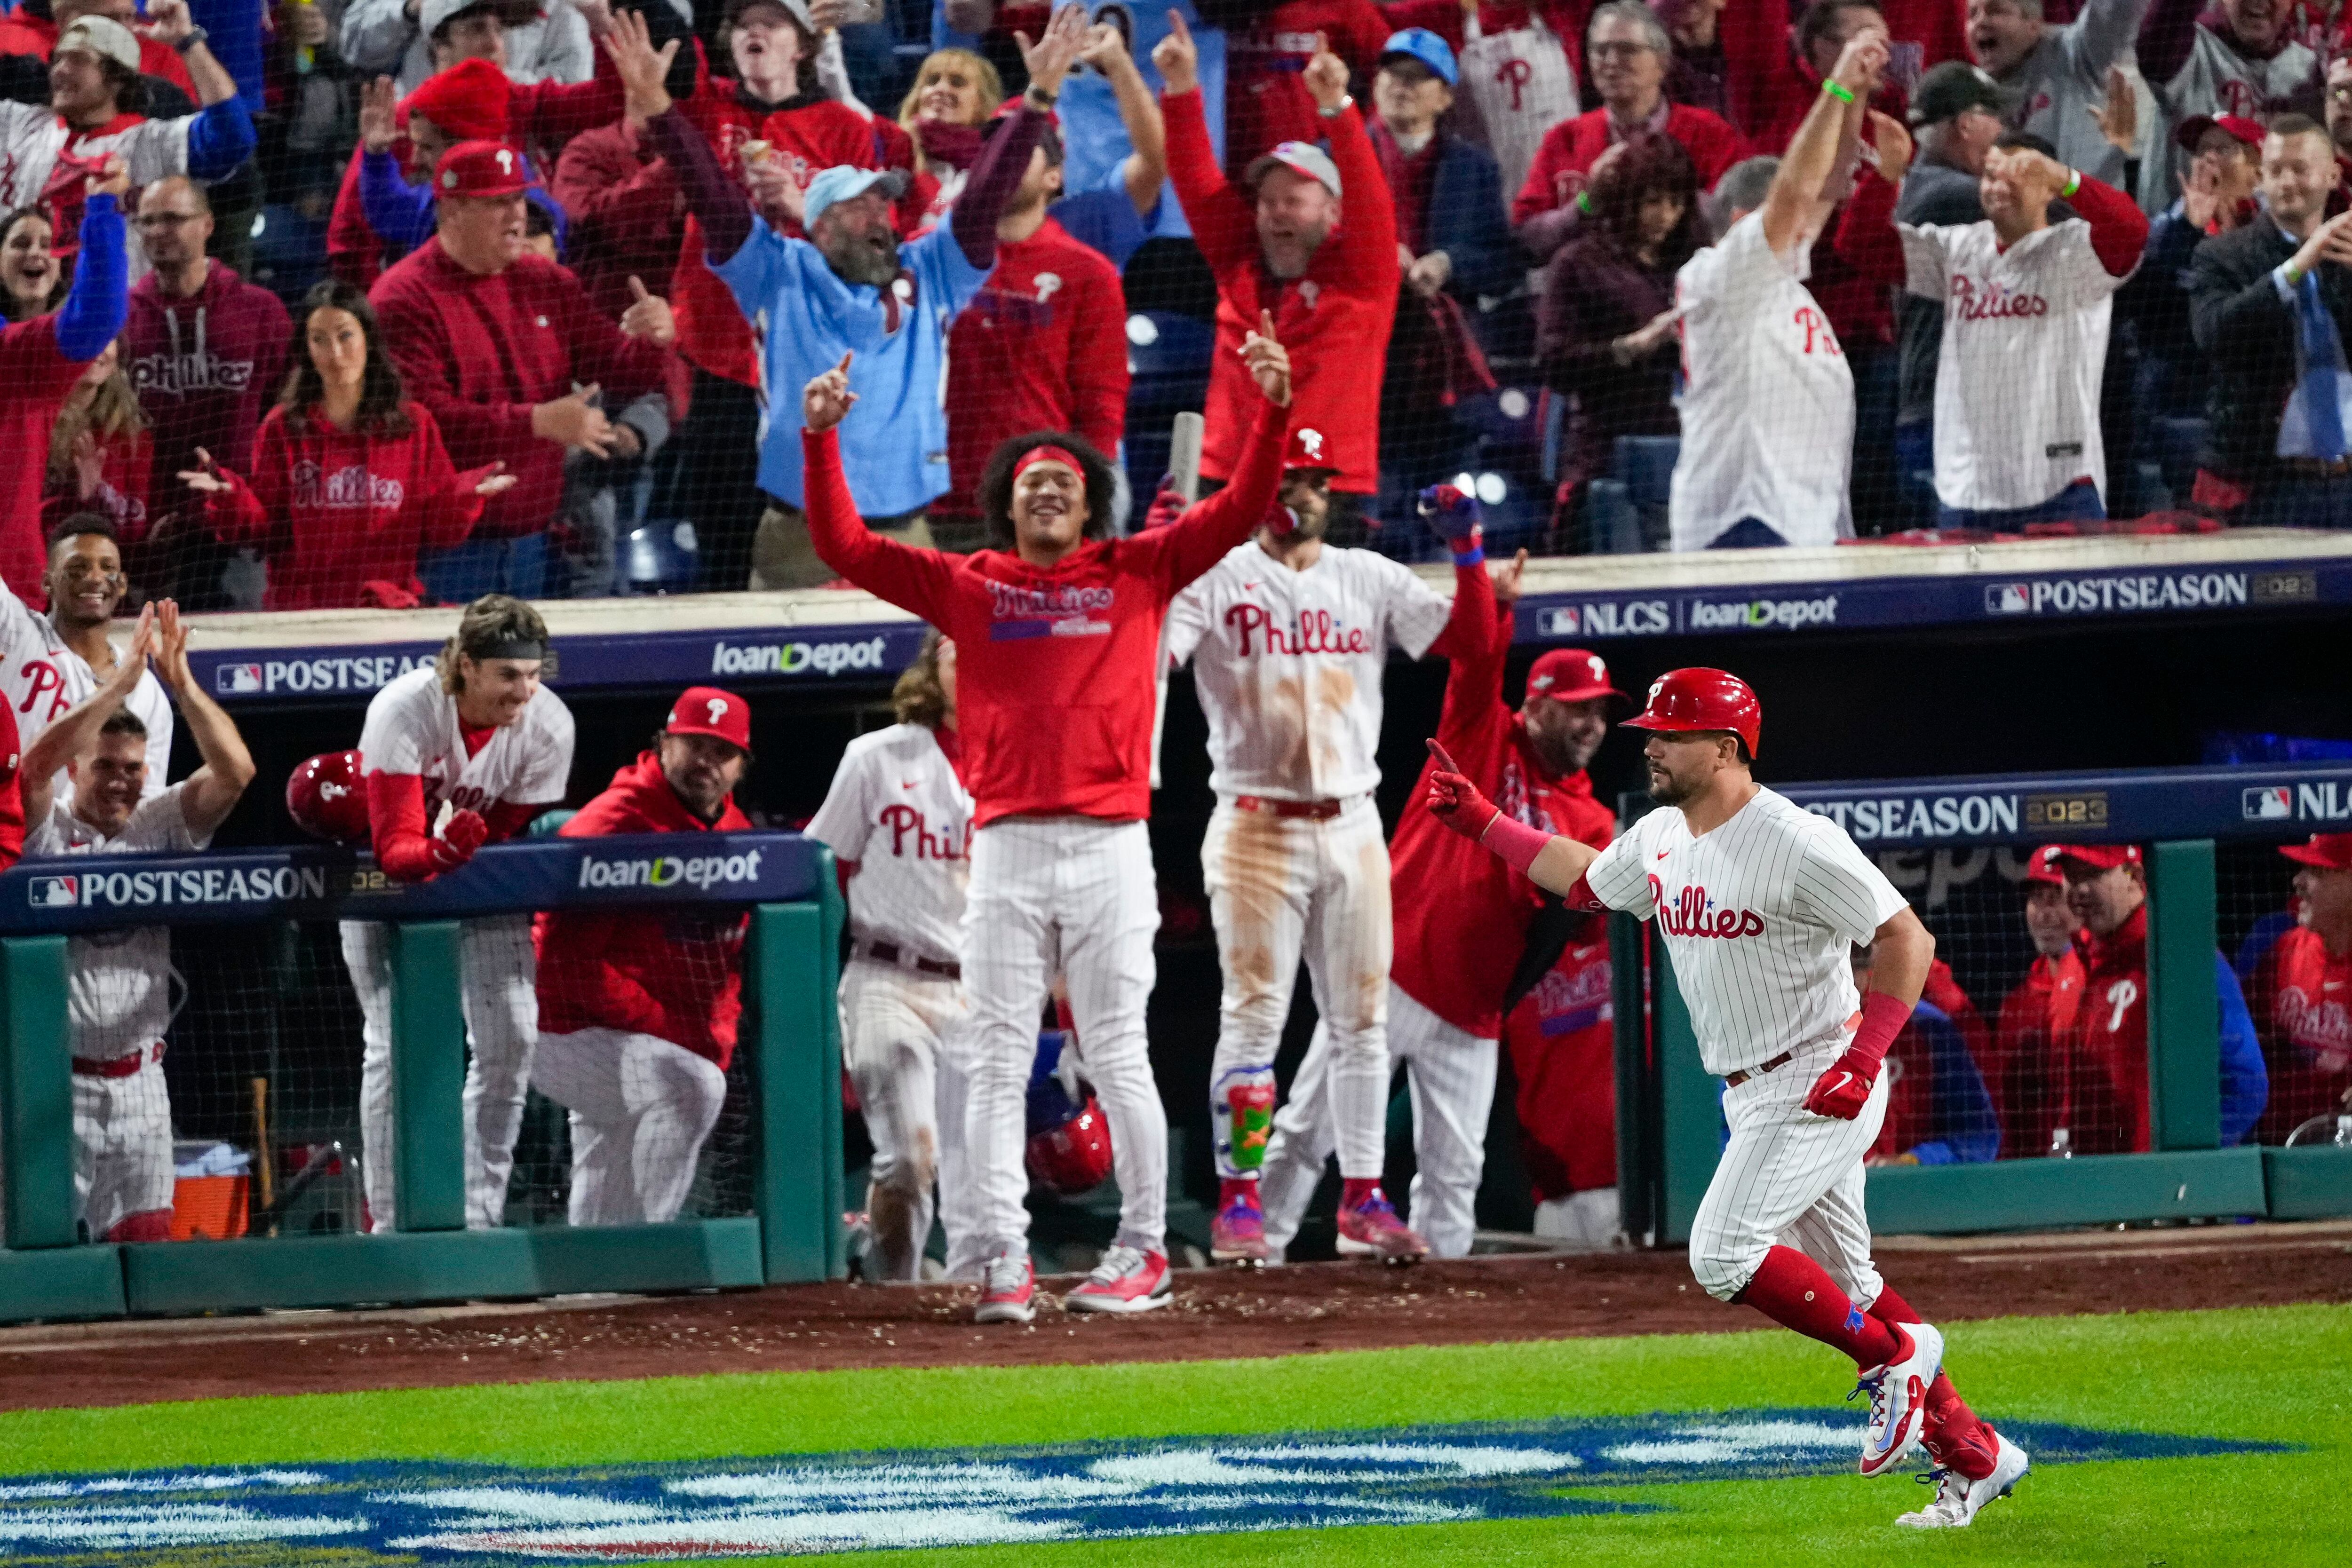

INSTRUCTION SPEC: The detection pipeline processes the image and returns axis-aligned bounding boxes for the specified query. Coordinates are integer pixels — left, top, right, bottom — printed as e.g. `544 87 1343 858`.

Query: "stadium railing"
1613 761 2352 1245
0 832 844 1325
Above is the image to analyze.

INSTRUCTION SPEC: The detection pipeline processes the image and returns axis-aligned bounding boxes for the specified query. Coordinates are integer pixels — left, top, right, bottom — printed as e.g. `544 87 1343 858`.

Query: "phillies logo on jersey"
1648 876 1764 939
12 656 69 724
877 803 969 862
2275 984 2352 1069
425 780 492 816
1950 274 2050 322
292 460 406 510
2102 976 2140 1033
1792 307 1842 356
1222 603 1372 656
1495 56 1534 112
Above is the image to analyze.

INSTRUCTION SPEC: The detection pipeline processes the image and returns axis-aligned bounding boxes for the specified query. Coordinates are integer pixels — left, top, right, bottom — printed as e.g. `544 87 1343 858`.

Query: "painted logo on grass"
0 1410 2283 1562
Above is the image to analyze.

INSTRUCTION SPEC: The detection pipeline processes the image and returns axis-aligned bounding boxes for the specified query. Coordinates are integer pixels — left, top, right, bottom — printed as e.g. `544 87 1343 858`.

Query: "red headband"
1014 444 1081 480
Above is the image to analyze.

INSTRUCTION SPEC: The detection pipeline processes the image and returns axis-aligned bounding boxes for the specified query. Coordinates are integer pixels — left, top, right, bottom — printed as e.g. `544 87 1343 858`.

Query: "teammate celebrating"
804 633 973 1282
0 517 172 791
1163 449 1496 1267
342 594 575 1232
22 601 254 1243
1425 667 2029 1528
797 318 1293 1323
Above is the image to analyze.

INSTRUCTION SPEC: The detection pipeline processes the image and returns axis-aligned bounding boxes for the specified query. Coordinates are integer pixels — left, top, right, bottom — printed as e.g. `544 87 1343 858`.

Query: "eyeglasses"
135 212 202 230
1588 41 1655 61
2331 85 2352 104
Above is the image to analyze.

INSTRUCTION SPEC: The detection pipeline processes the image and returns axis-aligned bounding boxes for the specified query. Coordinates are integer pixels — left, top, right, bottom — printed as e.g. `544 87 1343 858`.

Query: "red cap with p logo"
665 686 752 753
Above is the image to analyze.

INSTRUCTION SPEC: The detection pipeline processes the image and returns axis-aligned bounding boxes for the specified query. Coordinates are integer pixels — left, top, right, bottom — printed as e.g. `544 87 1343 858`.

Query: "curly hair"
891 629 953 729
976 431 1119 551
282 280 414 438
1583 132 1702 268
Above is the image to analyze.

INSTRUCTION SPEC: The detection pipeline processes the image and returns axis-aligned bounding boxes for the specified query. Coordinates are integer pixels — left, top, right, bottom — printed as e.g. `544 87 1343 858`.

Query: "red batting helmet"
1025 1095 1114 1194
287 750 369 842
1620 667 1762 757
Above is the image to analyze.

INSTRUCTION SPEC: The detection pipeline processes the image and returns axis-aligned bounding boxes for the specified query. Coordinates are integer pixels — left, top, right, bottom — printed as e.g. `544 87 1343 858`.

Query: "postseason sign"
1774 762 2352 848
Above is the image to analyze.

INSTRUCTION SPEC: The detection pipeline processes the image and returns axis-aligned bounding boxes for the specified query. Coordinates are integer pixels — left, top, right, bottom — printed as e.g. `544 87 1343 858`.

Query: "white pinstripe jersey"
1584 787 1908 1075
27 785 207 1061
803 723 971 968
0 584 171 795
356 666 573 818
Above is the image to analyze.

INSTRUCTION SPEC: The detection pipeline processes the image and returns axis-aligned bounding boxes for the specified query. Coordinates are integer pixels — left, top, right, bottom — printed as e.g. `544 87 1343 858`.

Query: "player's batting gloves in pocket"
1801 991 1914 1118
429 808 490 873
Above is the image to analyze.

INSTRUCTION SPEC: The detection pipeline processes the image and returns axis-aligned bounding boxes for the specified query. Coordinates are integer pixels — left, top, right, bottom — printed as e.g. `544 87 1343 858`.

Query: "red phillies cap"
1284 425 1338 474
437 140 529 198
2022 843 2069 886
2174 113 2265 154
1526 648 1627 705
2051 843 2142 872
2280 832 2352 871
666 686 753 754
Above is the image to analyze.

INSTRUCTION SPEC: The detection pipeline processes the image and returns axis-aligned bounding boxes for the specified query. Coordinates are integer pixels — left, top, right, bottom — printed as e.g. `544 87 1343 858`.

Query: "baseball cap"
1379 28 1458 87
1526 649 1628 705
1283 426 1338 475
436 141 529 198
1246 141 1342 198
421 0 499 39
2022 843 2068 887
2174 112 2265 155
665 686 753 754
2050 843 2143 872
1907 61 2018 129
803 164 911 230
2280 832 2352 871
54 16 140 74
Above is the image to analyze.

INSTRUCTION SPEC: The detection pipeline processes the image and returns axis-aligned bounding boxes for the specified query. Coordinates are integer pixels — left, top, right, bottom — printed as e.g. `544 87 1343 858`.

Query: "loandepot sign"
0 1413 2281 1562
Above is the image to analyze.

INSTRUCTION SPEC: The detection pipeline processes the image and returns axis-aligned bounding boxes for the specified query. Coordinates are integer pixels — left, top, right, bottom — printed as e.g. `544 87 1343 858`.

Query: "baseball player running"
0 516 171 791
532 687 755 1227
1425 667 2027 1528
798 320 1293 1323
342 595 575 1232
21 602 254 1243
804 633 973 1282
1164 458 1498 1266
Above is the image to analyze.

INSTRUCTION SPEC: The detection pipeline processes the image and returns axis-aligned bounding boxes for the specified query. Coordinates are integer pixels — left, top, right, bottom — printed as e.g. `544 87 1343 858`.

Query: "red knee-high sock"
1868 1281 1997 1481
1340 1178 1385 1210
1735 1247 1904 1368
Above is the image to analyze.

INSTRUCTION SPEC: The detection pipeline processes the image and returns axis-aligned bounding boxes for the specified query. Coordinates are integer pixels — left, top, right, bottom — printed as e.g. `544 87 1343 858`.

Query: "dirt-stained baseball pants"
839 956 966 1280
1262 981 1497 1259
962 816 1165 1259
1689 1036 1891 1305
530 1026 728 1225
342 913 539 1231
73 1048 175 1241
1202 796 1392 1182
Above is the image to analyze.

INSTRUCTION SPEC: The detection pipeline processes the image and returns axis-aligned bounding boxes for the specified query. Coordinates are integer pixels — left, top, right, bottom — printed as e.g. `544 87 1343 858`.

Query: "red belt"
1723 1051 1793 1089
73 1041 163 1078
1232 795 1347 820
858 940 960 981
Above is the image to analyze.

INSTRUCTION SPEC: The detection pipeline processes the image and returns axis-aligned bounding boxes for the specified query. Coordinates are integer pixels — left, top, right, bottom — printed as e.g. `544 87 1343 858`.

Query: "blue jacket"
1902 1001 2002 1166
1410 130 1517 304
2216 954 2267 1147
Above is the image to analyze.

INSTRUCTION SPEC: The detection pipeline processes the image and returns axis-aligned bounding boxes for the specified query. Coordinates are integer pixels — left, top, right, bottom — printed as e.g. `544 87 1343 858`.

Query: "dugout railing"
1613 761 2352 1245
0 832 844 1325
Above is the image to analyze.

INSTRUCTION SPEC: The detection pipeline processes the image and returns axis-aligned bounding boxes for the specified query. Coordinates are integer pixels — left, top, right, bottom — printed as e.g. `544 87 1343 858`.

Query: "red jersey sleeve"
799 425 960 623
1323 102 1401 293
1428 553 1496 659
1431 548 1507 761
2065 174 2150 277
366 771 443 882
1164 87 1255 273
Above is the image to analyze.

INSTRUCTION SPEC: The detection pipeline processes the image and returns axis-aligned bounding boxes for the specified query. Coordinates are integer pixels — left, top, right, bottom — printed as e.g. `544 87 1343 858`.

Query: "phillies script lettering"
1223 604 1371 657
1950 274 2049 322
1793 306 1842 356
878 803 968 862
1649 876 1764 939
988 582 1114 618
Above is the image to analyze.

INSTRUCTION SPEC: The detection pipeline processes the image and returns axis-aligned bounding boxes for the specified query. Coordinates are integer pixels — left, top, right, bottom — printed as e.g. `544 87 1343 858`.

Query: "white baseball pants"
342 913 540 1232
530 1027 728 1225
1201 797 1391 1181
73 1051 174 1241
1689 1037 1891 1305
1262 981 1497 1259
839 956 966 1280
962 816 1166 1257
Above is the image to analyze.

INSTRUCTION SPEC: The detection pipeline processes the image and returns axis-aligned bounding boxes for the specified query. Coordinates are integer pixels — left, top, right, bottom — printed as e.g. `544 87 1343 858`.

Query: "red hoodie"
124 262 293 536
534 751 752 1067
203 401 494 609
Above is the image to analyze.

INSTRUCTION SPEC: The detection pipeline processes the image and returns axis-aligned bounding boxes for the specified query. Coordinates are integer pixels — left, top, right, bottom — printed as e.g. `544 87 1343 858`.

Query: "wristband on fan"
1576 190 1593 214
1477 810 1552 877
1823 79 1856 104
2060 168 2081 198
1847 989 1913 1069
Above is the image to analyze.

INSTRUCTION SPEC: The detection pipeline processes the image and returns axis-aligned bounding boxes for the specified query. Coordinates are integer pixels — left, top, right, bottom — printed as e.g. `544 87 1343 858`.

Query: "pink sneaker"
1063 1246 1173 1313
1336 1187 1428 1264
1210 1180 1269 1265
975 1248 1037 1324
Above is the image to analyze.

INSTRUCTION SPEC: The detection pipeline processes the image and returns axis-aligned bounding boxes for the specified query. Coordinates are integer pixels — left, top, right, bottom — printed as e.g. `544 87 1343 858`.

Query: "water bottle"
2333 1115 2352 1148
2049 1126 2073 1159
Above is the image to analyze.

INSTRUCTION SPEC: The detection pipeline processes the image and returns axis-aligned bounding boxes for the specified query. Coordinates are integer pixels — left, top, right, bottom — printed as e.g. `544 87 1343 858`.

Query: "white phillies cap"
55 16 141 74
1246 140 1342 198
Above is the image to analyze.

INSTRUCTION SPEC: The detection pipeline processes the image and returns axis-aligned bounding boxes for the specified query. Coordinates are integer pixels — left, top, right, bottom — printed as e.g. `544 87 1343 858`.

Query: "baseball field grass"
0 1300 2339 1565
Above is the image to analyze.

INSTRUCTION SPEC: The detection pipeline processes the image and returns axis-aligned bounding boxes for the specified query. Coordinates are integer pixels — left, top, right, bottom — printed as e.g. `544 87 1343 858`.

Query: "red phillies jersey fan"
288 750 370 843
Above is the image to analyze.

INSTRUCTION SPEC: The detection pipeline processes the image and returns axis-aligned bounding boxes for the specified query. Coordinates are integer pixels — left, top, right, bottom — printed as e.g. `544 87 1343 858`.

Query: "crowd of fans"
0 0 2350 606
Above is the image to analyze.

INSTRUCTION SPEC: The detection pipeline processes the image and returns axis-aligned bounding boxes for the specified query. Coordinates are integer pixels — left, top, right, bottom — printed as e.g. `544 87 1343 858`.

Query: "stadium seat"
2152 416 2211 507
623 521 700 595
1612 436 1679 551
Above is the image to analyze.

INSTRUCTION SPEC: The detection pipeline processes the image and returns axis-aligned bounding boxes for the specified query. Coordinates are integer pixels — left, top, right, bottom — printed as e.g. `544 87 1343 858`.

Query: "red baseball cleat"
1063 1246 1173 1313
1211 1180 1269 1265
1335 1187 1428 1264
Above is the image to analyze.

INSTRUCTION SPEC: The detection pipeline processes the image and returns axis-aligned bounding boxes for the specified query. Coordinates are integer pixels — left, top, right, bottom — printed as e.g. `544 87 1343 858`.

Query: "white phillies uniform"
0 103 206 283
1455 9 1578 221
341 666 573 1232
26 785 211 1241
1899 216 2131 511
1582 788 1909 1304
1165 540 1453 1183
0 583 172 796
803 721 971 1282
1670 211 1855 550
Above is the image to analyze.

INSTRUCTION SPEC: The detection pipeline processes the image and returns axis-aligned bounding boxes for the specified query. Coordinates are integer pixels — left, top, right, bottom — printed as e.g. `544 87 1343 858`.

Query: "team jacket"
1216 0 1390 179
2248 925 2352 1143
1867 999 2002 1165
1501 932 1614 1201
1165 88 1397 495
2063 904 2268 1152
1992 946 2087 1159
1510 104 1748 231
124 262 292 535
534 751 751 1068
800 396 1287 826
202 402 495 610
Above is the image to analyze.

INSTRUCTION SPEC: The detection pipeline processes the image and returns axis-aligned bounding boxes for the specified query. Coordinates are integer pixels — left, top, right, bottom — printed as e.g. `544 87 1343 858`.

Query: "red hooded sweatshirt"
534 751 753 1068
125 262 293 536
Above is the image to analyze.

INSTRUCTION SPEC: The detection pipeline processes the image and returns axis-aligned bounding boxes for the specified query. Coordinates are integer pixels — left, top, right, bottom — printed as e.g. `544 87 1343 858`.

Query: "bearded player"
342 595 575 1232
1162 443 1498 1266
1425 667 2028 1528
798 318 1292 1322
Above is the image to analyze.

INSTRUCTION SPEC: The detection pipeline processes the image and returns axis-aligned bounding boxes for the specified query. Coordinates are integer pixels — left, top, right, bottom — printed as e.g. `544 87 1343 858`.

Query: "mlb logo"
2244 786 2293 820
215 663 263 695
1536 607 1580 637
28 875 76 908
1985 584 2032 614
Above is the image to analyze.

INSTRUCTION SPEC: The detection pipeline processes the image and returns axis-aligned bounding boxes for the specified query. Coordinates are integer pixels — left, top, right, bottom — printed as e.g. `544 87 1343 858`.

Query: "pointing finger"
1426 739 1463 776
628 275 649 301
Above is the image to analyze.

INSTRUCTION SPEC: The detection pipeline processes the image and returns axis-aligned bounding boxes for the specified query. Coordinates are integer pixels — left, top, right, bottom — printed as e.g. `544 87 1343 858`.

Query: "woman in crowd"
48 339 152 545
0 208 64 323
1535 134 1700 549
180 280 512 610
898 46 1002 228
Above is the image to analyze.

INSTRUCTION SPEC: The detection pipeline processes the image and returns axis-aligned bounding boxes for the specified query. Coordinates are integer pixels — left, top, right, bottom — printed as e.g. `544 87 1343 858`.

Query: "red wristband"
1477 811 1552 877
1847 989 1911 1068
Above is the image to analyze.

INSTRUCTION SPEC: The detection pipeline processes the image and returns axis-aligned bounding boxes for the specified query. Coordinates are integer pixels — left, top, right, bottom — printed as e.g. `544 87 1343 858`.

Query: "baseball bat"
250 1076 275 1235
250 1140 343 1235
1169 411 1204 504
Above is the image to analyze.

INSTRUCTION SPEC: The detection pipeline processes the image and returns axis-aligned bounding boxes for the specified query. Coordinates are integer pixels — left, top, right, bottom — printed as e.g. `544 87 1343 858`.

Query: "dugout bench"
1613 761 2352 1246
0 832 845 1325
